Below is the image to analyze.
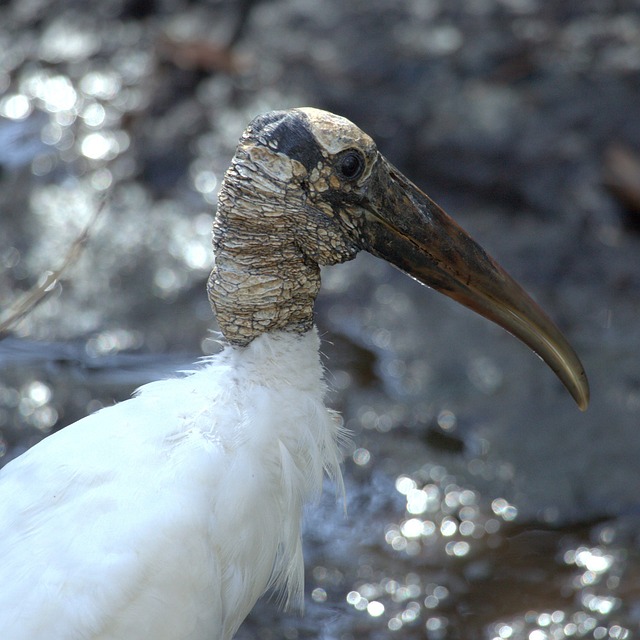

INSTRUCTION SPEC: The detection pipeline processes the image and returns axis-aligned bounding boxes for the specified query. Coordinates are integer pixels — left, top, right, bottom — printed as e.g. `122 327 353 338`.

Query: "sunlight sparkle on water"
395 475 416 495
388 617 402 631
352 447 371 466
39 19 101 62
190 159 221 204
437 409 456 431
0 94 32 119
81 103 106 128
564 546 614 574
406 488 429 514
26 73 78 113
18 381 58 431
367 601 385 617
439 516 457 536
346 591 368 611
26 380 51 406
386 465 512 566
491 497 518 521
581 593 620 616
80 70 122 100
445 540 470 557
346 565 458 633
193 170 218 195
495 622 514 638
487 603 631 640
85 329 143 357
400 518 425 538
310 587 326 603
402 602 420 623
182 240 210 270
459 519 475 536
467 355 503 394
90 168 113 191
426 615 448 637
80 130 129 161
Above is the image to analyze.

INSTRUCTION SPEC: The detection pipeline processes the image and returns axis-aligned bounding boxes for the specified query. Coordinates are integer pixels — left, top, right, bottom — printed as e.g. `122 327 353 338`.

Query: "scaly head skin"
209 108 589 410
209 108 371 344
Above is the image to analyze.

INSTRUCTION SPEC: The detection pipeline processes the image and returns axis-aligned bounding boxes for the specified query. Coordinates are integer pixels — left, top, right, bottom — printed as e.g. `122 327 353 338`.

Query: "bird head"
209 107 589 410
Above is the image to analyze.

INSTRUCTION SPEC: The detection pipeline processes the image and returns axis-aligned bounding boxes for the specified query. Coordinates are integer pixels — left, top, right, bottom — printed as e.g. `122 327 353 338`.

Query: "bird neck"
208 160 321 346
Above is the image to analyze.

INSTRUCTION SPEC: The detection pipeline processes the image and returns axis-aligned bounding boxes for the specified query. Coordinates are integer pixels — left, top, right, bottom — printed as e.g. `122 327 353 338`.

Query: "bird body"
0 330 342 639
0 107 588 638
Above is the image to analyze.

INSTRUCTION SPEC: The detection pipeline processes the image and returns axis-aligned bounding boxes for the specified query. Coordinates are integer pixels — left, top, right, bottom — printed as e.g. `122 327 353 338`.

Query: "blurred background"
1 0 639 638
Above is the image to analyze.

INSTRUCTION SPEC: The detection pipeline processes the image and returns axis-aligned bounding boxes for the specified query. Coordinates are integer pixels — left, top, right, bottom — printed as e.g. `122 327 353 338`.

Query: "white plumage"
0 331 342 640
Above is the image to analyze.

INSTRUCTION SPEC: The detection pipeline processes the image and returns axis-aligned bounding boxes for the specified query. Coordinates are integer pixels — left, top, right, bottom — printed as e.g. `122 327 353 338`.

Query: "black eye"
336 150 365 180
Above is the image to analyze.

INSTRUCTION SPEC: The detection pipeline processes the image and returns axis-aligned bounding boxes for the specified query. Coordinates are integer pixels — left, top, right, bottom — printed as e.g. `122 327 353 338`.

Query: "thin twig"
0 197 107 339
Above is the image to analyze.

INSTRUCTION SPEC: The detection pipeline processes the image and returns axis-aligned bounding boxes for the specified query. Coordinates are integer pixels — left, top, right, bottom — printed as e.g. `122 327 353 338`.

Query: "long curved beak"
360 158 589 410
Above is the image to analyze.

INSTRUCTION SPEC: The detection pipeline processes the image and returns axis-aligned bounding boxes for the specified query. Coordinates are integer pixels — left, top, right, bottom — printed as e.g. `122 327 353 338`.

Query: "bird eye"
336 150 365 181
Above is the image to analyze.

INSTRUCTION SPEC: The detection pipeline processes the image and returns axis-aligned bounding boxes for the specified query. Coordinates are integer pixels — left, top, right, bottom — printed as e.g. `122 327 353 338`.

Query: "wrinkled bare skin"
208 108 375 346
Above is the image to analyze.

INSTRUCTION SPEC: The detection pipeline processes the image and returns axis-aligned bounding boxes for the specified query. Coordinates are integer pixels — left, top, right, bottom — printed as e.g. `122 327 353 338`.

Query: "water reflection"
330 452 640 639
18 380 57 431
0 93 31 120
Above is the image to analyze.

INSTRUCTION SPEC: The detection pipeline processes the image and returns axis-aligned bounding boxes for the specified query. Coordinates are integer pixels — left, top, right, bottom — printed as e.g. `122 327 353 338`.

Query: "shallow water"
1 0 640 637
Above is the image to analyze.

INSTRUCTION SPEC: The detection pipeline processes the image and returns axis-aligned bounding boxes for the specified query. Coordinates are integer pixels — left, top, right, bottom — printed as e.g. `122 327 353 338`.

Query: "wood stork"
0 108 589 640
